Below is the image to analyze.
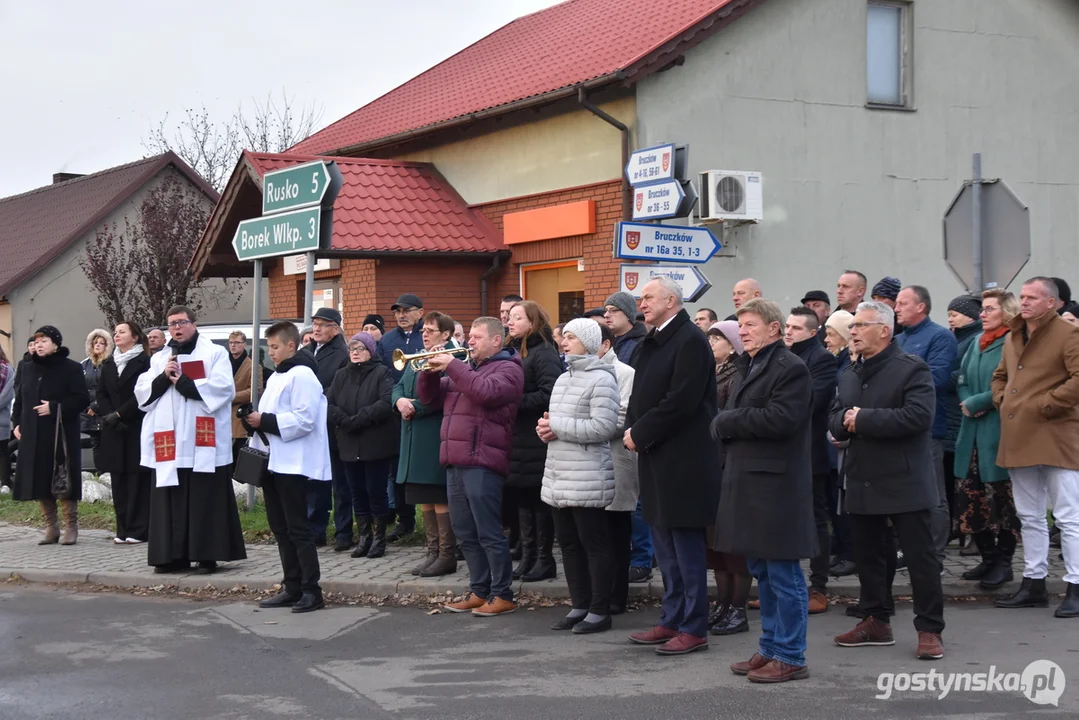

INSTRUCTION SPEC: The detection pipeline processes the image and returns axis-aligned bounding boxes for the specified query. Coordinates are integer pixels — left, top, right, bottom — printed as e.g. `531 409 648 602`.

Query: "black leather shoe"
829 560 857 577
333 537 353 553
259 590 302 608
572 616 612 634
962 558 995 581
1054 583 1079 618
994 577 1049 608
291 593 325 613
521 558 557 582
979 559 1014 590
628 566 652 583
708 603 731 629
153 560 190 574
195 561 217 575
551 614 585 631
385 522 414 544
709 607 749 635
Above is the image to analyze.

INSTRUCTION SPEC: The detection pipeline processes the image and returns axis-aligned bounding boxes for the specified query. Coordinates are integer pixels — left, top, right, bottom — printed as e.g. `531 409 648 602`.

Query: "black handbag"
233 431 270 487
51 411 70 498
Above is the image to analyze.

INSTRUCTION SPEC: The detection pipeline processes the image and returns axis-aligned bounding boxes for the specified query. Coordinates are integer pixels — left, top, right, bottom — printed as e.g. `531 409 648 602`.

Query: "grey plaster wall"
6 167 267 352
635 0 1079 319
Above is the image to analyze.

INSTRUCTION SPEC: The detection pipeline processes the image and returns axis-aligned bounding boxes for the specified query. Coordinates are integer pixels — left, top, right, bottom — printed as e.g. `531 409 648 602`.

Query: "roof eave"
325 72 626 157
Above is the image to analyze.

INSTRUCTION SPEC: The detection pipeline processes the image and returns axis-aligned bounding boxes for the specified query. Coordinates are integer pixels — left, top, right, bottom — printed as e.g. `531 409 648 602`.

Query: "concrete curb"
2 566 1066 599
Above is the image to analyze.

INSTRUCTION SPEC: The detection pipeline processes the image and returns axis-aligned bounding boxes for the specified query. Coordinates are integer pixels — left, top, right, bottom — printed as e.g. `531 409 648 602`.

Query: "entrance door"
311 279 342 317
521 261 584 324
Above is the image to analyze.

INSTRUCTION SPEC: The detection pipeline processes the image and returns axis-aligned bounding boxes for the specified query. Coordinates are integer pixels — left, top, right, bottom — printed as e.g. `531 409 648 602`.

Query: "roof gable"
291 0 754 155
0 152 217 296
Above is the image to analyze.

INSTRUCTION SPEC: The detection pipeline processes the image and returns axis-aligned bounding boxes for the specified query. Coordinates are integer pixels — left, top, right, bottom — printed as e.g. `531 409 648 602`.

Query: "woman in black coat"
504 300 564 582
96 321 152 544
12 326 90 546
327 332 399 560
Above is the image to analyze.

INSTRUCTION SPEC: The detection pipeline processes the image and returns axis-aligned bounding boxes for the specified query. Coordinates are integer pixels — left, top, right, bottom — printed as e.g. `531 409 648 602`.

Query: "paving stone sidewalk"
0 522 1066 599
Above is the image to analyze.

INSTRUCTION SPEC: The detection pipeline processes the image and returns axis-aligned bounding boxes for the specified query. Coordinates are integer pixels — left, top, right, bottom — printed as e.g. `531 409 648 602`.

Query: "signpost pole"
303 251 315 327
247 258 262 510
972 153 984 292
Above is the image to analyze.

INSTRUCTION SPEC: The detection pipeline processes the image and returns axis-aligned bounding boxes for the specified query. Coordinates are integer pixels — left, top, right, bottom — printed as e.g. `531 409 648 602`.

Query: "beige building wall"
396 97 635 204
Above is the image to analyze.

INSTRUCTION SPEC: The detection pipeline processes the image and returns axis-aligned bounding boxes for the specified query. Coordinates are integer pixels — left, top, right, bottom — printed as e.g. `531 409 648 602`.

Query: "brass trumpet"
392 346 471 372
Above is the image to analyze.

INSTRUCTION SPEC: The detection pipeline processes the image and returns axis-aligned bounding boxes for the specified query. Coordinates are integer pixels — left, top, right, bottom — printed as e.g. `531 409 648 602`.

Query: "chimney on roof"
52 172 84 184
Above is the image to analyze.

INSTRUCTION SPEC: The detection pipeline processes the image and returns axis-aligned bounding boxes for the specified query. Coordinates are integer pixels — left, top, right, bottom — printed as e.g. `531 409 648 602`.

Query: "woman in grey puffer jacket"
538 318 620 635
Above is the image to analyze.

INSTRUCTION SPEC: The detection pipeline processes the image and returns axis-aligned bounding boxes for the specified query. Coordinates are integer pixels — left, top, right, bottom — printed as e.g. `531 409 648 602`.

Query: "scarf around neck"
114 344 145 374
979 325 1008 351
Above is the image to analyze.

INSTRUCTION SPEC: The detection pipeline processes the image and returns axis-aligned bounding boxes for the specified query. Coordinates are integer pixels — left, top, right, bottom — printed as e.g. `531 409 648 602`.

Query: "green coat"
953 332 1009 483
392 361 447 487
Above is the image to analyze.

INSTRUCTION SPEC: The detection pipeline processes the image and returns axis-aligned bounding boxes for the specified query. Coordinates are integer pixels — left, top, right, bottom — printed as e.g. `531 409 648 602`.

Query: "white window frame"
866 0 914 110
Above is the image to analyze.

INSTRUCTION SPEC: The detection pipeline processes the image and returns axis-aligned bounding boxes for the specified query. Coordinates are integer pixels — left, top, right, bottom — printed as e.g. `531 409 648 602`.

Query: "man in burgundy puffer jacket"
419 316 525 617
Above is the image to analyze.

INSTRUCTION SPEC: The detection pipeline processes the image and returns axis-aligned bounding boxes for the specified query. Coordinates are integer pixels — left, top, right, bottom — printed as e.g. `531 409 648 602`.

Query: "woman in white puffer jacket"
537 318 620 635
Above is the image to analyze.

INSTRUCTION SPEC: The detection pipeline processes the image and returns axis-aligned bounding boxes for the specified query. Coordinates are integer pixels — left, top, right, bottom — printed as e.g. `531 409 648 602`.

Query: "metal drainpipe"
480 254 503 316
578 87 632 221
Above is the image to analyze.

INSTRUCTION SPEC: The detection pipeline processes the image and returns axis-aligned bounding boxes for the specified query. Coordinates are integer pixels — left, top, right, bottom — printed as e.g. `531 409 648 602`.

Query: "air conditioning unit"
698 170 763 223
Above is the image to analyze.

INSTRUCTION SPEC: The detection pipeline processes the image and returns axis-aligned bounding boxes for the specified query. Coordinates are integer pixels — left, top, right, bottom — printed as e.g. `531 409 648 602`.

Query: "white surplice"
134 333 236 487
247 359 331 482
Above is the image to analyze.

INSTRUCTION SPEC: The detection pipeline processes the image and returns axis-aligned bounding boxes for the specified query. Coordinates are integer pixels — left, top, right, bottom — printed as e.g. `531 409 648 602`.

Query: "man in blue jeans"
629 501 654 582
418 316 524 617
711 298 817 683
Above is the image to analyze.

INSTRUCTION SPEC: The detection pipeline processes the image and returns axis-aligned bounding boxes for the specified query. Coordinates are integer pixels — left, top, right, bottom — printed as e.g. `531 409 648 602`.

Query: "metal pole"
302 251 316 326
247 259 262 510
972 153 984 293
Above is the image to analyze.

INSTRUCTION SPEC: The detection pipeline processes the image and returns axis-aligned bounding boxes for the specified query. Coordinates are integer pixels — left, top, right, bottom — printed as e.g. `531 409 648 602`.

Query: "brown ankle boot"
60 500 78 545
411 509 439 575
38 499 60 545
420 512 458 577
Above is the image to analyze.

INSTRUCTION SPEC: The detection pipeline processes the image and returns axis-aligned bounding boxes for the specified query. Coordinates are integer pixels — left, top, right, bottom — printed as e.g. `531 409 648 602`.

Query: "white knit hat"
562 318 602 355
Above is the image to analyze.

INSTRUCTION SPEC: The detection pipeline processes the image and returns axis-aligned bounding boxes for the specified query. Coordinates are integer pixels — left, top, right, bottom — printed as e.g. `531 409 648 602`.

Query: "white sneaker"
125 538 145 544
113 537 126 544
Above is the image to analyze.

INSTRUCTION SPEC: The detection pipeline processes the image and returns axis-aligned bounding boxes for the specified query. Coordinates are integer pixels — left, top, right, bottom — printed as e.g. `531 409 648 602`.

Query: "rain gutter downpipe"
578 86 632 221
480 253 504 317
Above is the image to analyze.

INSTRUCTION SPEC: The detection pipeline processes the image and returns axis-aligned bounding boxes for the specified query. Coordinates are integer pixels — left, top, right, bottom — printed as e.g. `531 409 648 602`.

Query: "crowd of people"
2 268 1077 681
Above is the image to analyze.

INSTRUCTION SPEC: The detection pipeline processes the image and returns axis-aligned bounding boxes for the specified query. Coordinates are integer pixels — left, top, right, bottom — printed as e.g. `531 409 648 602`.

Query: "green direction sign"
232 206 322 261
262 160 331 215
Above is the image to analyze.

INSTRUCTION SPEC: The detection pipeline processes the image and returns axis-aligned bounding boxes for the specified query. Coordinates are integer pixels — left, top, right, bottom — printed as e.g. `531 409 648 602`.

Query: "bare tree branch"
142 91 323 191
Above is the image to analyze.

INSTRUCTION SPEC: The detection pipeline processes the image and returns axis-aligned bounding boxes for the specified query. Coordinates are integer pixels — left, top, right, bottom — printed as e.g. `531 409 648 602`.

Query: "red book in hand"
180 360 206 380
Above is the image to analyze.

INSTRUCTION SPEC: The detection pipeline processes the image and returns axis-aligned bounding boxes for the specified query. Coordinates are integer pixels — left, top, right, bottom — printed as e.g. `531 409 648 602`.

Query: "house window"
866 1 912 108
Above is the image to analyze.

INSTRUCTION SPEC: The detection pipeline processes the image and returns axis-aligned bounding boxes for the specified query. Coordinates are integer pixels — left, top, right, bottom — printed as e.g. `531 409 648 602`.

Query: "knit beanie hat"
34 325 63 347
604 291 638 321
348 332 378 358
871 277 902 302
562 318 602 355
708 320 744 355
361 314 385 334
947 295 982 321
825 311 854 344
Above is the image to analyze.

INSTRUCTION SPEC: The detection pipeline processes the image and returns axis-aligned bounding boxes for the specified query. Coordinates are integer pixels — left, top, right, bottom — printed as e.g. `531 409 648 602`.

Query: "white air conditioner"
698 170 763 223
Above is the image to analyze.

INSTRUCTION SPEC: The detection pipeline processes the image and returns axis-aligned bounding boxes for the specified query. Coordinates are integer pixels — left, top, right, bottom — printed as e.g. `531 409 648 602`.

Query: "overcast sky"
0 0 562 197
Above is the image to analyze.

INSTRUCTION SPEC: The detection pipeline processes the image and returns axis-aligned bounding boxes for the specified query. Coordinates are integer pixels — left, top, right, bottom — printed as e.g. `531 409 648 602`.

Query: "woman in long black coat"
504 300 564 582
12 326 90 545
96 321 152 544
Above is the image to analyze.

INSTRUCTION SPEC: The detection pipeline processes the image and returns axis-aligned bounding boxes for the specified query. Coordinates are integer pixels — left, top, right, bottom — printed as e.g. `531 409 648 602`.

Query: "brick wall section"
474 180 623 310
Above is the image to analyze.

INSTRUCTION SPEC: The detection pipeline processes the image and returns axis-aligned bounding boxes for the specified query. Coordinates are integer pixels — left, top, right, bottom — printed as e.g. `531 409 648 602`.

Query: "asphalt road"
0 586 1075 719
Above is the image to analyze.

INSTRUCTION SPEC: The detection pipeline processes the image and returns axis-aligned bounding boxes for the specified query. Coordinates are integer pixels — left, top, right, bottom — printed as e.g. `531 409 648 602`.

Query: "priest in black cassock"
135 306 246 574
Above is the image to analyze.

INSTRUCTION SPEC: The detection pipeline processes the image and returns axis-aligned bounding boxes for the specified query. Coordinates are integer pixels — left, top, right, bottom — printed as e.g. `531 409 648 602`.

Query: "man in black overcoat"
712 299 816 684
784 306 838 611
828 300 945 661
624 277 718 656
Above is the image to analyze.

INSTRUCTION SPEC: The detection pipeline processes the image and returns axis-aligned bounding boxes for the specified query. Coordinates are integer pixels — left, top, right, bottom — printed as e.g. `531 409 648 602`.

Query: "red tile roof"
0 152 217 296
291 0 750 155
243 151 503 254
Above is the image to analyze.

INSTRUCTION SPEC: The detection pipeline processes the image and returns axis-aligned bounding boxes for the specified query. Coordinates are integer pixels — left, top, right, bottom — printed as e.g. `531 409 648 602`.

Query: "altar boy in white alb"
135 306 246 574
245 321 331 613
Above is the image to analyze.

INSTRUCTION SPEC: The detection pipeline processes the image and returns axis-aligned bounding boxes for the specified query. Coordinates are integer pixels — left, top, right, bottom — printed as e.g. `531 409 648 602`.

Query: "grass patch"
0 493 424 546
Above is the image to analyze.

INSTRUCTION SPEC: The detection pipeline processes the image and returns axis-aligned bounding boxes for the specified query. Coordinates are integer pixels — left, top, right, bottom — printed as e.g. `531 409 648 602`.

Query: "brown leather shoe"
834 616 895 647
628 625 679 645
747 599 760 610
916 632 944 660
472 597 516 617
748 659 809 683
443 593 487 613
730 652 771 676
808 590 829 614
654 632 708 656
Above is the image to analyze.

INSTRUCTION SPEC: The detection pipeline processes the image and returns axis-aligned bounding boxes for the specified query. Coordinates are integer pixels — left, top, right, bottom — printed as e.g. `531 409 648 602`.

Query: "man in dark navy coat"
624 277 718 657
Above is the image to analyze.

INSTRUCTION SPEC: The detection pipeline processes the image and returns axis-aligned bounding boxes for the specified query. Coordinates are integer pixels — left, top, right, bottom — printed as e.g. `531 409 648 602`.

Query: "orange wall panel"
503 200 595 245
